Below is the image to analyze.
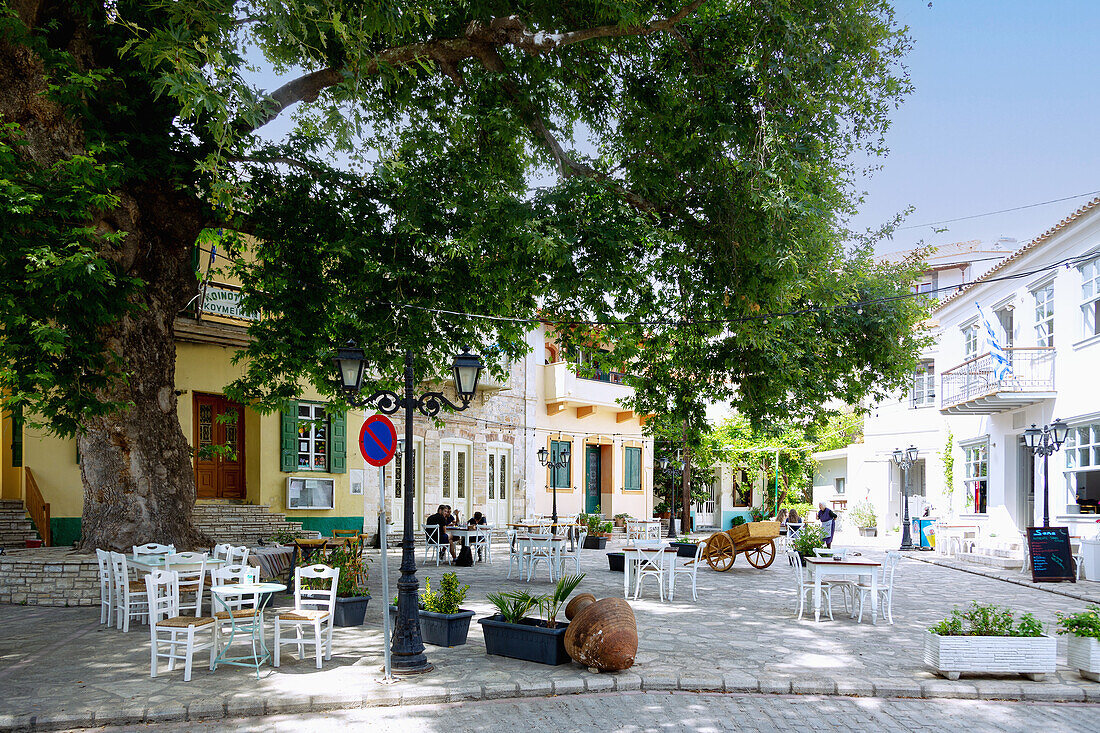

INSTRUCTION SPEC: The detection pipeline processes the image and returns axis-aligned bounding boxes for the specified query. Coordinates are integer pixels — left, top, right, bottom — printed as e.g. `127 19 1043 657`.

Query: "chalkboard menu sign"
1027 526 1076 583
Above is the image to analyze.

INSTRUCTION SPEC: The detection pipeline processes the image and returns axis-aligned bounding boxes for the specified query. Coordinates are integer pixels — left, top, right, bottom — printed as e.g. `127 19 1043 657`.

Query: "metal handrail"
24 467 51 547
940 347 1055 408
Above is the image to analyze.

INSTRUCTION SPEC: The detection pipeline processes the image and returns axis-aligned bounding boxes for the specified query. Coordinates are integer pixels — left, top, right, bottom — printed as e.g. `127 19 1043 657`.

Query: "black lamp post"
1023 418 1070 528
537 443 570 532
659 455 682 538
891 445 919 551
332 342 483 676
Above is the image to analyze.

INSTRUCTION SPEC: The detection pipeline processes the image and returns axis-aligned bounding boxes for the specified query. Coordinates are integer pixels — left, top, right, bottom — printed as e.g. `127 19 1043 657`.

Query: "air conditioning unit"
286 476 336 510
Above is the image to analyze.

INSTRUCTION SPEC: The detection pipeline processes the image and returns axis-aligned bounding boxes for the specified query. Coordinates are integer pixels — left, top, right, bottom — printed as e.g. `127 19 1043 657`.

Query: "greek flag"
976 302 1012 380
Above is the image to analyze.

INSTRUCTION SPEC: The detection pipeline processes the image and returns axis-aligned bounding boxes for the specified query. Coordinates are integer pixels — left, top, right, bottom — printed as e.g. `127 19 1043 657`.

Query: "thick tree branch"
252 0 706 130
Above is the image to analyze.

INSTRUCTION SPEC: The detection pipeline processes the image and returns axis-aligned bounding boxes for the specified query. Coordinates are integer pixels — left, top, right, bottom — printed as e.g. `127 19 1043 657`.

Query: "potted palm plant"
1058 606 1100 681
389 572 475 647
925 602 1054 680
479 574 584 665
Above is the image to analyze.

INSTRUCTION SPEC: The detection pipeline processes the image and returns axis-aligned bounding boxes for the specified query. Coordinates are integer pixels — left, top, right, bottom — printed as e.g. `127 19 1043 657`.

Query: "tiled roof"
935 196 1100 310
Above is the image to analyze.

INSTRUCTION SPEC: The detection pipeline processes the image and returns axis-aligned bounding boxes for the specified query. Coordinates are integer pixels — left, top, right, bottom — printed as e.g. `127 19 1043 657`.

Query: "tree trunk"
2 3 207 550
681 419 692 533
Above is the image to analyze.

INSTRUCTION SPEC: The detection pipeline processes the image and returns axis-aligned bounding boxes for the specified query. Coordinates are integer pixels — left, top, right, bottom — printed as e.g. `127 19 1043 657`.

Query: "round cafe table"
210 581 286 678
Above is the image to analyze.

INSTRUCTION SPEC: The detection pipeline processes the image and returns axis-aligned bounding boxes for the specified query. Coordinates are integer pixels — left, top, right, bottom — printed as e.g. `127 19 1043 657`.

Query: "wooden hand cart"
701 521 780 570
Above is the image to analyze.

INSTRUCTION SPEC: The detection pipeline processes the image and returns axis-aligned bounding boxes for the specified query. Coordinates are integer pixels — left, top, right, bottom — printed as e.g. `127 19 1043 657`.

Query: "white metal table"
210 581 286 677
804 558 881 624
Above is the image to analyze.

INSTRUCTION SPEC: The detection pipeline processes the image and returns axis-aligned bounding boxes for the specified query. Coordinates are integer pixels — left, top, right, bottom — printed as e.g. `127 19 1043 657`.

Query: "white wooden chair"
506 529 525 579
164 552 208 617
645 522 663 540
146 568 218 682
557 529 587 576
469 527 492 564
788 550 834 621
109 551 148 632
855 551 901 624
95 549 114 626
274 564 339 669
423 524 450 566
526 533 558 582
814 547 856 614
625 520 642 542
211 543 232 562
669 541 704 602
209 564 264 662
133 543 175 558
630 546 668 601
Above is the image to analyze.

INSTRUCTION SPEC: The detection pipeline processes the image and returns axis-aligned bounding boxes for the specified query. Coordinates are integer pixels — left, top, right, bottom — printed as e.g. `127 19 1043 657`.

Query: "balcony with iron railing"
543 361 635 417
939 347 1056 414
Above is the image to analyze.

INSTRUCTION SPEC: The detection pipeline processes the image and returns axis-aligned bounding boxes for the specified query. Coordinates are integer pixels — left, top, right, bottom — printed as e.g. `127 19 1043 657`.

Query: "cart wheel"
744 539 776 569
704 532 736 571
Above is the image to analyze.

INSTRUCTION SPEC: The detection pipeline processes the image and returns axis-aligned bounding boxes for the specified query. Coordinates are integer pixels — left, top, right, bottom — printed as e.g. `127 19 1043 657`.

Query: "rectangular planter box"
333 595 370 627
923 632 1056 680
582 536 608 550
607 552 624 572
389 606 476 647
669 542 698 558
1066 635 1100 682
478 615 571 665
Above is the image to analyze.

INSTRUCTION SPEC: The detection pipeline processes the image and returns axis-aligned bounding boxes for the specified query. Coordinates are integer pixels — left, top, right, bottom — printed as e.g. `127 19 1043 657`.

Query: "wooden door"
193 393 245 500
585 445 601 514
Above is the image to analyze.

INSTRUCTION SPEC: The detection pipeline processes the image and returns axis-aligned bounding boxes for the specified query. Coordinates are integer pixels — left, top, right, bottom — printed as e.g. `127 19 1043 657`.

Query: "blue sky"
853 1 1100 253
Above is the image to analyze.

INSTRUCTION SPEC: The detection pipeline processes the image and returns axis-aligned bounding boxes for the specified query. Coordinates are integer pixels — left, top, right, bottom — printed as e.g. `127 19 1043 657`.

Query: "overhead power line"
896 189 1100 231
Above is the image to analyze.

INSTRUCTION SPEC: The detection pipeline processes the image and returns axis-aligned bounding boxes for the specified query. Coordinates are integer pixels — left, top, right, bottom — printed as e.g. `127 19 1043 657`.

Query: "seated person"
468 511 487 526
426 505 458 560
443 504 458 526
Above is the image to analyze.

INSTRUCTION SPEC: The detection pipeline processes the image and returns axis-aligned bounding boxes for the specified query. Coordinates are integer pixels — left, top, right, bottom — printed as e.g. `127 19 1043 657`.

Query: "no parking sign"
359 414 398 466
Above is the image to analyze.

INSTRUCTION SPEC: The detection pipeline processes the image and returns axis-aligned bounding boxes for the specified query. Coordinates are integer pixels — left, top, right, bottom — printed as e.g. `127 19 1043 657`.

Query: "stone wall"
0 548 99 606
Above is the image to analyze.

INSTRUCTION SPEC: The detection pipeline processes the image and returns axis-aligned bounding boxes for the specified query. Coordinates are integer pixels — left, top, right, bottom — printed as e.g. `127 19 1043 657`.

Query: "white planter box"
923 631 1056 681
1066 635 1100 682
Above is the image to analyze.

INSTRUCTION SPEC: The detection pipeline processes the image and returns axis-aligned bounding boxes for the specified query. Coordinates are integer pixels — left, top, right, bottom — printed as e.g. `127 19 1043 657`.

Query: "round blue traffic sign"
359 414 398 467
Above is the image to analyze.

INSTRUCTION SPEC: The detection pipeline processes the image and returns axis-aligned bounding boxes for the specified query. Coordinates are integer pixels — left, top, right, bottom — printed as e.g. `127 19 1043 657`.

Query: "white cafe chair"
506 529 525 579
855 551 901 624
164 552 208 617
423 524 451 566
526 533 558 582
669 541 704 602
274 564 339 669
95 548 114 626
469 526 492 564
146 568 218 682
789 550 834 621
133 543 175 558
109 551 148 632
631 546 668 601
557 529 588 576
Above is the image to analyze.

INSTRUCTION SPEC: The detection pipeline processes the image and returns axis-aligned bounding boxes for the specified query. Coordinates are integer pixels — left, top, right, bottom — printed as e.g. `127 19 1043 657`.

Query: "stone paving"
75 691 1100 733
4 535 1100 731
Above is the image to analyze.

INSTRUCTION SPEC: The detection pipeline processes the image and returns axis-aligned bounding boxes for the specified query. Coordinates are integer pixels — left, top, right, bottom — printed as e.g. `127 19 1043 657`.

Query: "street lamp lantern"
659 457 669 470
1025 419 1069 527
537 447 549 464
332 341 367 393
451 347 483 401
538 443 570 531
332 345 484 676
891 445 918 551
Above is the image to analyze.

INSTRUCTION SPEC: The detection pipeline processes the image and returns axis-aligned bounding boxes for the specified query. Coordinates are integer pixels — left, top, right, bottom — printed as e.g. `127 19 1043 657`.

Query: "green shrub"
421 573 470 615
930 602 1043 637
790 523 827 558
1057 606 1100 640
782 502 814 521
730 516 747 527
849 500 877 529
300 547 368 598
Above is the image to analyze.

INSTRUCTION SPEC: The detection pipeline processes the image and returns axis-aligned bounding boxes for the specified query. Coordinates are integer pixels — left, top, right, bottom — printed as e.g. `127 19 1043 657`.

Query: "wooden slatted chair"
146 568 218 682
274 564 339 669
109 551 148 632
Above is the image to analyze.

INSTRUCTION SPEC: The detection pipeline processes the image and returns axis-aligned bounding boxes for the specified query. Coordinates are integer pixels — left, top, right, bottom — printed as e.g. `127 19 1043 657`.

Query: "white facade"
816 201 1100 538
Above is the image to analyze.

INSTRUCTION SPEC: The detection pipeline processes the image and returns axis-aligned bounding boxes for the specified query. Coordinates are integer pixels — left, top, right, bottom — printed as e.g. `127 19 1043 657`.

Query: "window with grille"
1034 284 1055 347
964 441 989 514
394 446 416 498
910 360 936 408
1081 258 1100 339
442 450 451 499
297 403 328 471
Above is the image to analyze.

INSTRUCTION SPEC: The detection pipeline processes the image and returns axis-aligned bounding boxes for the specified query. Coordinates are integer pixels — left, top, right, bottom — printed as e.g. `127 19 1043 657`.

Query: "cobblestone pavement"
4 536 1100 730
71 691 1100 733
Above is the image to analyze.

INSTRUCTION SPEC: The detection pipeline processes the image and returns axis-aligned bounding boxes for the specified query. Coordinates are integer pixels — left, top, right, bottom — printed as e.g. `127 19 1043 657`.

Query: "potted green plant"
850 500 877 537
669 535 700 558
389 572 475 647
309 547 370 627
925 602 1054 680
789 523 827 565
729 516 747 528
479 574 584 665
613 512 632 528
582 515 612 549
1058 606 1100 681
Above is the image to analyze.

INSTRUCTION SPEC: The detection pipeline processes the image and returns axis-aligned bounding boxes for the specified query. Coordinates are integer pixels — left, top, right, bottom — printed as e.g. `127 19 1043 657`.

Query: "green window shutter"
626 447 641 490
280 402 299 472
551 440 569 488
329 410 346 474
10 406 23 468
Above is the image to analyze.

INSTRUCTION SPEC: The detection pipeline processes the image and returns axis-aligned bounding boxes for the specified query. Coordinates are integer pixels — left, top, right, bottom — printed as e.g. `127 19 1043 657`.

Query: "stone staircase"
191 502 310 546
0 499 41 548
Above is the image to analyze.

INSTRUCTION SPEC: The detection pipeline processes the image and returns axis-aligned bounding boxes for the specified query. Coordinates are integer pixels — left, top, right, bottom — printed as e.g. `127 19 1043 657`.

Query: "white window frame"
963 439 989 514
834 477 845 495
440 439 473 515
910 359 936 408
1034 283 1055 347
1080 257 1100 339
296 402 328 472
962 323 979 358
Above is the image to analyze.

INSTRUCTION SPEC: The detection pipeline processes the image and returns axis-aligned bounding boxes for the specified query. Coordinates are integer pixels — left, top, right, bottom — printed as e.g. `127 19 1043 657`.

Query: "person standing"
817 502 838 549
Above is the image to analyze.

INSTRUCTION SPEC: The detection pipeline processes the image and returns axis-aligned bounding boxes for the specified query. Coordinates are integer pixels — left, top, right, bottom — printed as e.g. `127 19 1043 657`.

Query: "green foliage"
783 502 814 521
486 590 543 625
613 513 632 520
300 547 368 598
1057 607 1100 640
942 431 956 500
730 516 747 528
849 501 877 529
421 573 469 615
268 528 298 545
790 523 828 558
539 573 584 629
930 602 1044 637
